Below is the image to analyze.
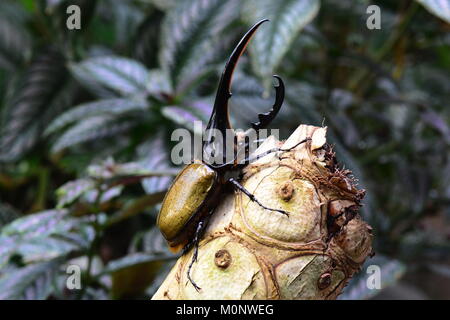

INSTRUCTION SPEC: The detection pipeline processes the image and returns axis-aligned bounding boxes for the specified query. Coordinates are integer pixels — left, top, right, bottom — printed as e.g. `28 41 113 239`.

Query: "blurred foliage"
0 0 449 299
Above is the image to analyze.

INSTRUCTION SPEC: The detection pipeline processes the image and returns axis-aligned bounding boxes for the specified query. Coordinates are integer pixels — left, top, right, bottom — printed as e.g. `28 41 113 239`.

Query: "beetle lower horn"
251 75 285 130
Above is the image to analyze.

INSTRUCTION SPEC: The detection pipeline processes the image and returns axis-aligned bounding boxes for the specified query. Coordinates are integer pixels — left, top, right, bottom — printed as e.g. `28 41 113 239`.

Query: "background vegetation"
0 0 449 299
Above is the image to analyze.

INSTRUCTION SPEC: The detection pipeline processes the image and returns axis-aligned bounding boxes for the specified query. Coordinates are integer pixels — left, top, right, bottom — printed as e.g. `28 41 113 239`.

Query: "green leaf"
0 1 30 23
284 80 324 126
0 203 20 227
161 105 206 130
101 0 145 46
139 226 170 254
84 186 124 204
150 0 176 11
0 15 31 70
87 157 177 180
55 223 95 250
427 263 450 278
145 261 175 296
56 179 96 208
138 136 177 195
0 49 69 162
51 115 137 152
0 210 93 267
133 11 163 68
242 0 320 80
101 252 174 275
107 192 166 226
422 107 450 144
146 69 173 98
160 99 211 134
416 0 450 23
69 56 150 96
1 237 78 265
44 0 65 12
45 98 148 136
159 0 240 90
0 258 64 300
1 209 72 237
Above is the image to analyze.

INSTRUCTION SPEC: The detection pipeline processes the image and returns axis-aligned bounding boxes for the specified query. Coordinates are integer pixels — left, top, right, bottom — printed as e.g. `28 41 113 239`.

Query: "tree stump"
152 125 373 300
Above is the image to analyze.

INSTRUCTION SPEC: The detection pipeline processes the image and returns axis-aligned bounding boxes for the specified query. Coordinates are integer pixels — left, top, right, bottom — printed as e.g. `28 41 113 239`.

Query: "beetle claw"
271 208 290 217
251 75 285 130
193 283 201 292
279 209 290 217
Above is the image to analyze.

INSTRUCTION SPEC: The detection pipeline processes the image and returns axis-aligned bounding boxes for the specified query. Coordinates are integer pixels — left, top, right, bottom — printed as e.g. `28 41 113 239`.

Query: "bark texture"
152 125 373 300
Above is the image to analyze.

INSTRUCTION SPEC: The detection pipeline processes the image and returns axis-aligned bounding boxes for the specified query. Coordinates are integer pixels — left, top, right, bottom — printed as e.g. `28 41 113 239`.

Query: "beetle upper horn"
206 19 273 134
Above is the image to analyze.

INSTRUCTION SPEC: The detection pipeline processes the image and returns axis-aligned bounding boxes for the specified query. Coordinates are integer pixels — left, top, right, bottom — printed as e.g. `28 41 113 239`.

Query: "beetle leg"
228 177 289 217
184 219 208 292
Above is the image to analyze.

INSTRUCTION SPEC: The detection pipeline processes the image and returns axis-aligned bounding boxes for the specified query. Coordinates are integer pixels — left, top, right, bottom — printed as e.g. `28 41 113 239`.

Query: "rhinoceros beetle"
157 19 309 291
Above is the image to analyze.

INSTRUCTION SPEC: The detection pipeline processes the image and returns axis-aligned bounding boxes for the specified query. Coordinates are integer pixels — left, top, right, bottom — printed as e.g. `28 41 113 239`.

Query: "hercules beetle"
157 19 309 291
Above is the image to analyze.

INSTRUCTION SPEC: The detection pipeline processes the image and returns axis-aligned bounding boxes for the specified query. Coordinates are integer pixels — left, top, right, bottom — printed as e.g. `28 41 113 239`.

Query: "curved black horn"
251 75 285 130
205 19 269 135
